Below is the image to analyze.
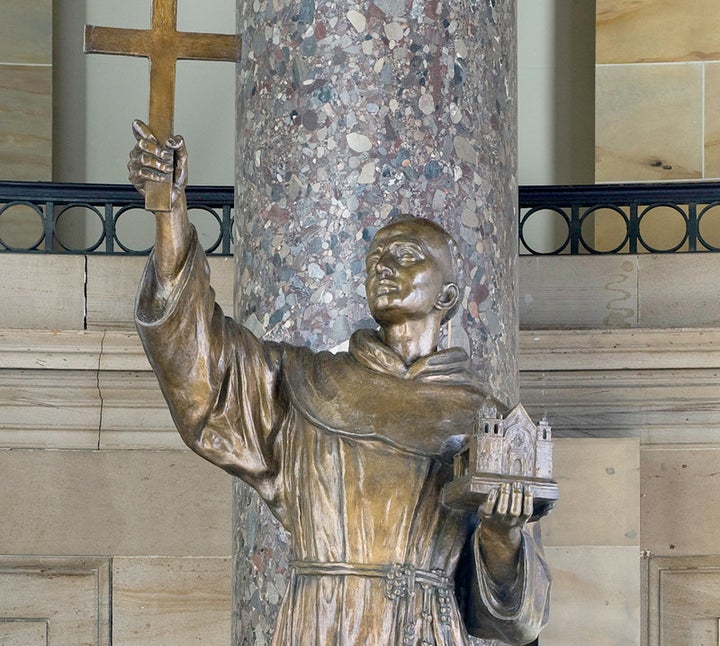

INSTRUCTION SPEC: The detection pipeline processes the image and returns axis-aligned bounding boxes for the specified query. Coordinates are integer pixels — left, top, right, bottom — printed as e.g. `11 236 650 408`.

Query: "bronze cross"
84 0 241 211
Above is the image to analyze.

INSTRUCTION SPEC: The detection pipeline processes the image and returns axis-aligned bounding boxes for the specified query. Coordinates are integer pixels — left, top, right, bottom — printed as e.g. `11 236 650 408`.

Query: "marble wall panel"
0 620 48 646
0 450 232 557
541 546 640 646
705 63 720 179
596 64 703 182
86 254 234 329
542 439 639 548
0 0 52 64
519 255 638 328
597 0 720 64
0 65 52 181
647 556 720 646
0 255 85 329
641 446 720 557
0 557 110 646
112 557 232 646
637 254 720 327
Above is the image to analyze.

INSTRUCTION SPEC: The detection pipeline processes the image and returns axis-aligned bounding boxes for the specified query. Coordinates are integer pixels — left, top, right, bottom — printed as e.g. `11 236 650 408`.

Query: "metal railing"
519 181 720 254
0 181 234 255
3 180 720 255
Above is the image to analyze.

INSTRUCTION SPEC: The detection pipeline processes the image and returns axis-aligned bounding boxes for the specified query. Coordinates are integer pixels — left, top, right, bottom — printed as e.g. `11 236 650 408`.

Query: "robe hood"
282 329 493 458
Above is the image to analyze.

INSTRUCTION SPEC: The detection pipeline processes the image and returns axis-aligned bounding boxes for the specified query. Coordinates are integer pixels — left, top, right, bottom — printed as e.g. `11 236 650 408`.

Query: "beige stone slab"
638 251 720 327
542 439 639 547
0 620 47 645
596 63 703 182
0 65 52 181
0 329 149 372
97 370 181 450
597 0 720 64
519 255 638 328
0 450 232 557
541 546 640 646
0 369 101 449
520 328 720 371
86 255 234 330
0 255 84 329
648 556 720 646
0 0 52 64
641 446 720 557
112 557 231 646
0 557 110 646
705 63 720 181
521 368 720 438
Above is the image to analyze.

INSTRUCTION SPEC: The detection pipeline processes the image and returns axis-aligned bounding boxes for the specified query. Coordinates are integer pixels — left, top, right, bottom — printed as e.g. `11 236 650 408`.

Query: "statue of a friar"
129 119 550 645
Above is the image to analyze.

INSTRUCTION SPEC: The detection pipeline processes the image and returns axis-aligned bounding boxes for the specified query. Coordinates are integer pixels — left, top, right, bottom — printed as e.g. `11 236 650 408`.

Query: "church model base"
442 475 559 523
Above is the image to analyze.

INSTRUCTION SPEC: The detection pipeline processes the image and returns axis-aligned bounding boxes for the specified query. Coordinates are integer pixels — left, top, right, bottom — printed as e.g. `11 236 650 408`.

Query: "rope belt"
289 560 453 645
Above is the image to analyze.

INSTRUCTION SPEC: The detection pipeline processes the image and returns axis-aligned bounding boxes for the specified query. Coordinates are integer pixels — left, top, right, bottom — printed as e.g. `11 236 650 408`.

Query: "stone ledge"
2 327 720 448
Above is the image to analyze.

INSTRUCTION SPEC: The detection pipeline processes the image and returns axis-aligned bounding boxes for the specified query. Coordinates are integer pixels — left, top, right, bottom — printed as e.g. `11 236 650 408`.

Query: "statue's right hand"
128 120 188 207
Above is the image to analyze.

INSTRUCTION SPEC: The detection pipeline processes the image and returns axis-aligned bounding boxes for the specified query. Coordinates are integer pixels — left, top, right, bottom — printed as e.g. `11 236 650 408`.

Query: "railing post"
44 201 55 253
628 202 639 254
104 203 115 254
570 204 580 255
687 202 698 252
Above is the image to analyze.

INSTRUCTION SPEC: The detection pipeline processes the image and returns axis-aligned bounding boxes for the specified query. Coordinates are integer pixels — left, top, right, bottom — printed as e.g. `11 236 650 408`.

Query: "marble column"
233 1 518 643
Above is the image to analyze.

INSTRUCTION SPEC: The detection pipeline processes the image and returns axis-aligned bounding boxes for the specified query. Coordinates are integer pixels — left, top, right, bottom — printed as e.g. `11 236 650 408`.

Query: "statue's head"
365 216 463 327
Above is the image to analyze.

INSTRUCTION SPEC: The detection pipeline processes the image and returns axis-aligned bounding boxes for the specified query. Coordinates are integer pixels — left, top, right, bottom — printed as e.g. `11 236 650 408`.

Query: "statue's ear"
435 283 459 314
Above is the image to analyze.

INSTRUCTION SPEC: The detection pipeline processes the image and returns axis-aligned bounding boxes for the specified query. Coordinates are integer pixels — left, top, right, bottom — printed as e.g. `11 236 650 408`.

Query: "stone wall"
3 251 720 644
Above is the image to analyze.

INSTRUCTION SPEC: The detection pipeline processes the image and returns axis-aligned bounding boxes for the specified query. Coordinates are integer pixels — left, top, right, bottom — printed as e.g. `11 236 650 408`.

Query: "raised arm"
128 119 192 291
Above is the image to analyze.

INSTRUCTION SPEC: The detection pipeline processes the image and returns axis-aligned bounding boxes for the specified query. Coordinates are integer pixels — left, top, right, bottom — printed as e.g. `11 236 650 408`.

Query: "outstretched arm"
128 119 192 291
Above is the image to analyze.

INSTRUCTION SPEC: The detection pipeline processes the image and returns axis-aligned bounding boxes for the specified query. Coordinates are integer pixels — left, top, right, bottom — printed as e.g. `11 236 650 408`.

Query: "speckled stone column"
232 1 518 643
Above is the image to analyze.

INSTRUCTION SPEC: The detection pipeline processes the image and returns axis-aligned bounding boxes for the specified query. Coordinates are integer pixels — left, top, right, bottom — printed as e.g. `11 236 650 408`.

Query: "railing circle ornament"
696 202 720 252
54 203 106 253
0 201 45 251
637 203 688 253
579 205 629 254
519 206 571 255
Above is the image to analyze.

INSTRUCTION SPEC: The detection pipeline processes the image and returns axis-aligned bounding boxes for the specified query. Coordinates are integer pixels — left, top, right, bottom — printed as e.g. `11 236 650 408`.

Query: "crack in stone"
96 330 107 450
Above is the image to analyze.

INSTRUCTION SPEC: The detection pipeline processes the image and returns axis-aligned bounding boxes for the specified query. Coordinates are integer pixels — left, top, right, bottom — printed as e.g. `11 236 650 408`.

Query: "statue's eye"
395 245 423 264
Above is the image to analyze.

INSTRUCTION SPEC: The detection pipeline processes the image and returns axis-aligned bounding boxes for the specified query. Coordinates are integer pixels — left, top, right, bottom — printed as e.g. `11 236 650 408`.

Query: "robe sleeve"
135 228 289 507
457 522 551 645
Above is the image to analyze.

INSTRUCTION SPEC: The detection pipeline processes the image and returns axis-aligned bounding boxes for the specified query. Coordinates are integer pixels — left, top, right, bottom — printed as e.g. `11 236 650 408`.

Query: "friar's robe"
135 230 550 646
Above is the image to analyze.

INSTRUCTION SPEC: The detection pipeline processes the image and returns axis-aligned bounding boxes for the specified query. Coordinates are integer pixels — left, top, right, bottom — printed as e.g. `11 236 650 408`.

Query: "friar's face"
364 218 458 326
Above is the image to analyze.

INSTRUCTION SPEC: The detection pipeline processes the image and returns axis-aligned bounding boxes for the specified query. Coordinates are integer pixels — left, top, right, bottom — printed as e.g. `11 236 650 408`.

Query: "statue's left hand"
476 483 533 584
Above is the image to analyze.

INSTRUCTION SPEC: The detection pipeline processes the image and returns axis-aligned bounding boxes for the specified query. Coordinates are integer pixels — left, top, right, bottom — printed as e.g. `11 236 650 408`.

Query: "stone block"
542 438 639 547
647 556 720 645
641 446 720 557
541 546 640 646
112 557 231 646
705 62 720 181
0 450 232 557
0 65 52 181
597 0 720 64
596 63 703 182
519 256 638 328
86 254 234 329
0 557 110 646
0 0 52 64
0 255 85 329
638 254 720 327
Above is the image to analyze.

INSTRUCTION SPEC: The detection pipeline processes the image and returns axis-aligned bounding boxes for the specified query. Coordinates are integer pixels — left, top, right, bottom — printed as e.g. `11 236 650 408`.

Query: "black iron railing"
3 180 720 255
0 181 234 255
519 181 720 254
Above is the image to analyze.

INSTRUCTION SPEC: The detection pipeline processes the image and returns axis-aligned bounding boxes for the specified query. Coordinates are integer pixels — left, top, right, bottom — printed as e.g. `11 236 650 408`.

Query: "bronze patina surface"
128 123 552 645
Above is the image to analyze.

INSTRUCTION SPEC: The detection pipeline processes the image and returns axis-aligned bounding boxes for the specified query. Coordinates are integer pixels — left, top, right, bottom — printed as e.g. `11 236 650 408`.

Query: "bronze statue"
129 119 550 645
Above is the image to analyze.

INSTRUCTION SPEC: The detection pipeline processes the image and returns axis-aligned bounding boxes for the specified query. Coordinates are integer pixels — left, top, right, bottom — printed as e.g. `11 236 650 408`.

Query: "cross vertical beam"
84 0 241 211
